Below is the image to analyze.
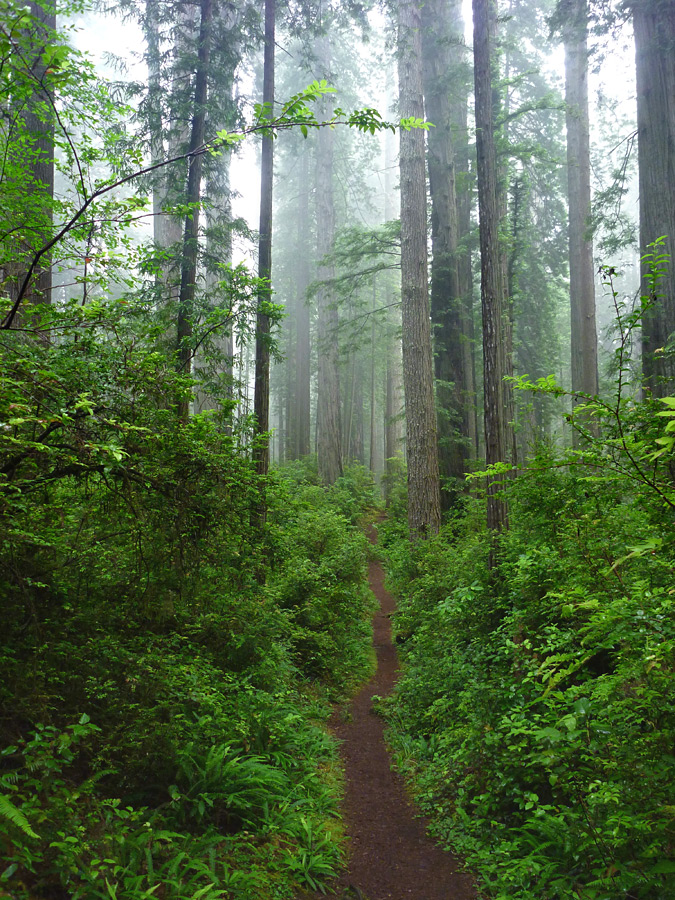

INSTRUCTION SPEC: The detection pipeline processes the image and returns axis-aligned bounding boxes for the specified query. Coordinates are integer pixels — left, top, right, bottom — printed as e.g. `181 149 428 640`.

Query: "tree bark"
295 148 312 459
145 1 196 298
369 285 378 473
473 0 509 533
448 0 479 461
565 0 599 428
398 0 442 538
422 0 471 508
7 1 57 314
315 36 343 485
383 104 403 505
633 0 675 396
176 0 213 421
252 0 275 488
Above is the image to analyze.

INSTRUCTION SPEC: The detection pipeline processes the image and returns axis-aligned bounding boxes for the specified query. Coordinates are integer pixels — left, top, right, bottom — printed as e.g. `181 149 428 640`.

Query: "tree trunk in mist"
315 36 343 485
28 0 55 308
295 148 312 459
7 1 57 315
383 107 403 505
349 357 365 464
633 0 675 396
369 287 378 473
448 0 478 462
194 156 235 418
253 0 275 490
496 0 518 471
565 0 599 431
144 0 164 244
422 0 471 508
177 0 213 421
473 0 508 533
398 0 442 538
145 1 196 298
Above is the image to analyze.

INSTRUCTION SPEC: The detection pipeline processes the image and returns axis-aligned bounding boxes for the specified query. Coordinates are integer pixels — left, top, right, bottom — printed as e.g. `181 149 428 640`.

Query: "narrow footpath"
307 528 476 900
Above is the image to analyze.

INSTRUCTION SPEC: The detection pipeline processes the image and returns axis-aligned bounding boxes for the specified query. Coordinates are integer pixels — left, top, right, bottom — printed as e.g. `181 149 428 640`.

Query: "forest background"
1 0 674 898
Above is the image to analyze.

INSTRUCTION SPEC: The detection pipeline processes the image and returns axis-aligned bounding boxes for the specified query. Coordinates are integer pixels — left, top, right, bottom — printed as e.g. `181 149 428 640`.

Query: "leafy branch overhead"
2 75 427 330
218 81 426 145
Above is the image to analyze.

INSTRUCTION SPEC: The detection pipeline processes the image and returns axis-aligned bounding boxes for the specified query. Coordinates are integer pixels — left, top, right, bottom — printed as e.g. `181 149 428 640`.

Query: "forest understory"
2 0 675 898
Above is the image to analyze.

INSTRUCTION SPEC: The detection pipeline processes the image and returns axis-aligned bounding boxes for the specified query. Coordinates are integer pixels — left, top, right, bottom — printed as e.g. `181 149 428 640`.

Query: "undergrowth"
382 470 675 899
381 253 675 900
0 404 378 900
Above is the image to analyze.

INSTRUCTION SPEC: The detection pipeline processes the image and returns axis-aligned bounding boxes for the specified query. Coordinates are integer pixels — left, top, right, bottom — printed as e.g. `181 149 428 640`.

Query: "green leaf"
649 860 675 874
0 794 39 839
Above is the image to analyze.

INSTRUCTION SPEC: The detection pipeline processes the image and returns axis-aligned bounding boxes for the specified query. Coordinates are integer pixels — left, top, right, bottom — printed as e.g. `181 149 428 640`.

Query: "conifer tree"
473 0 509 532
563 0 599 425
398 0 442 537
422 0 473 508
315 33 344 485
253 0 275 487
631 0 675 395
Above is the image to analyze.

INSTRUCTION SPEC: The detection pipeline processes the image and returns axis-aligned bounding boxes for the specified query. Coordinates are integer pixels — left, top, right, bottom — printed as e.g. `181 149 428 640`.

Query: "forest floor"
298 524 476 900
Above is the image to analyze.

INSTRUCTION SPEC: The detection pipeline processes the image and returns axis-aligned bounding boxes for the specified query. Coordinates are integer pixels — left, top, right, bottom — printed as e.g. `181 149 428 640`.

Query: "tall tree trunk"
146 2 195 298
194 142 235 417
383 102 403 505
398 0 442 538
295 148 312 458
144 0 164 246
176 0 213 421
26 1 55 309
565 0 598 431
351 357 365 464
633 0 675 396
473 0 509 533
315 35 343 485
448 0 479 461
369 285 377 473
253 0 275 511
6 1 57 318
422 0 470 508
497 0 518 470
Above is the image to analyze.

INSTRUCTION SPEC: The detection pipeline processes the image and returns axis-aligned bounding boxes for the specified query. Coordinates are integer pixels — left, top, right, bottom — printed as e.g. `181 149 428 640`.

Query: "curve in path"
307 530 476 900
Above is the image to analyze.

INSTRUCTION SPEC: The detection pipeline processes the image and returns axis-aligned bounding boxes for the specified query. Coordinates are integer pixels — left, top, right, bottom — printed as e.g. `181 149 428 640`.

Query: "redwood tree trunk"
422 0 470 508
295 148 312 459
383 110 403 505
633 0 675 396
177 0 213 421
253 0 275 484
7 1 57 316
315 35 343 485
565 0 599 426
398 0 442 538
473 0 508 533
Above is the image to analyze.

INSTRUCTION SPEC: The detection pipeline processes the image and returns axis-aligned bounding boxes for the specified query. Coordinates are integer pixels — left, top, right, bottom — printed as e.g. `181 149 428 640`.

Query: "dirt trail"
306 529 476 900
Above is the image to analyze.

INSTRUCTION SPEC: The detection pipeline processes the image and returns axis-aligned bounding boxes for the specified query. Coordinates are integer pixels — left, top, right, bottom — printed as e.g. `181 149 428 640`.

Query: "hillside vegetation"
381 346 675 899
0 309 376 900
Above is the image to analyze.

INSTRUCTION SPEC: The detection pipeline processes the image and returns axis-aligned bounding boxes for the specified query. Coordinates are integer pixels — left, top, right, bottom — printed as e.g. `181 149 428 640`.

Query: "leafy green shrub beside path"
381 432 675 899
0 429 377 899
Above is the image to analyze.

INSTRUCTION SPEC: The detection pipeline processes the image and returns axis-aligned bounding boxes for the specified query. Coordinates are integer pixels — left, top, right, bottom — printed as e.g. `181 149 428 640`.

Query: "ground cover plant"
381 261 675 900
0 293 377 899
0 5 385 894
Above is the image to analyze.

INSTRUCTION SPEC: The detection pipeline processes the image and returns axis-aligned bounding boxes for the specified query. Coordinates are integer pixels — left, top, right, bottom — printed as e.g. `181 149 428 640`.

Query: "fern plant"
0 793 38 839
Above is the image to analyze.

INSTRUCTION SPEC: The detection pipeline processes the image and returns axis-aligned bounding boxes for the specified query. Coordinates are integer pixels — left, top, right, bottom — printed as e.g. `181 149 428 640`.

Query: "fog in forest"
2 1 675 898
52 0 644 489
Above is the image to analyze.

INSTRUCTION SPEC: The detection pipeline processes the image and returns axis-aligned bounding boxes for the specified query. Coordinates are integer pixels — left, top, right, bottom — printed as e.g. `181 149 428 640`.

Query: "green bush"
0 304 375 899
384 444 675 899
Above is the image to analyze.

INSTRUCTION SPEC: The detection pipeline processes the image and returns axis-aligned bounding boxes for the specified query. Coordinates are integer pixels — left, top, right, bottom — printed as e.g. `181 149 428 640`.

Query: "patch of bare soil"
301 527 476 900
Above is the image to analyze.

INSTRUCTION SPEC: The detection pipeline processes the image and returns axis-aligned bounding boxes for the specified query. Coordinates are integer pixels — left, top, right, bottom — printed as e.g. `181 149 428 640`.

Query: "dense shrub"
0 304 376 899
384 432 675 899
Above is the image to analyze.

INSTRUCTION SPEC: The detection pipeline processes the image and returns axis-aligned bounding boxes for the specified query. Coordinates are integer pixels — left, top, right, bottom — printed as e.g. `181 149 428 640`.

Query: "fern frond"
0 793 39 839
